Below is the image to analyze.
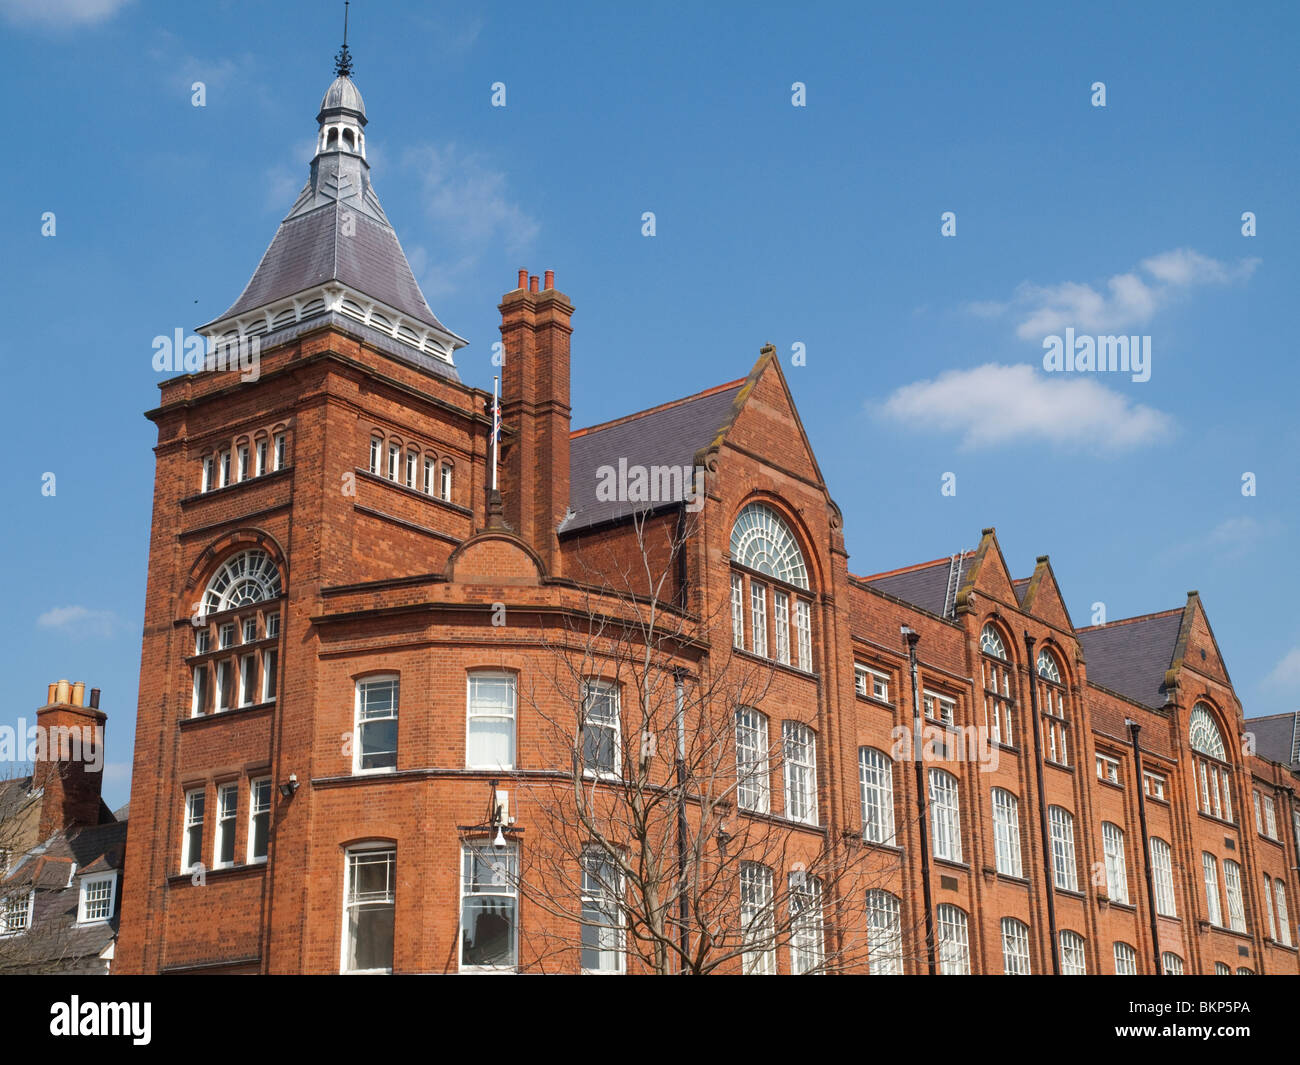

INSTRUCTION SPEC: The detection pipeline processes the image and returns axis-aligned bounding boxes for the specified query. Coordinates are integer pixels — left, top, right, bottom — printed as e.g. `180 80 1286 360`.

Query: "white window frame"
1 891 34 937
865 890 903 975
929 769 962 863
341 844 397 975
1143 771 1166 800
1150 837 1176 917
739 861 775 975
735 708 770 814
387 442 400 481
794 598 812 671
1161 951 1185 975
369 436 383 475
580 849 625 974
238 652 257 707
924 689 955 726
354 675 399 774
182 788 205 874
236 443 249 482
1060 930 1087 975
788 872 824 975
405 448 418 488
440 462 453 502
581 679 621 779
1001 917 1031 975
1096 753 1120 785
1274 879 1292 947
77 871 118 924
1048 806 1079 892
782 721 818 825
750 581 768 658
466 672 518 771
256 438 268 477
859 747 896 845
1102 821 1129 904
773 589 790 666
213 781 238 870
423 454 436 494
247 777 272 864
1262 793 1278 839
730 574 744 649
936 904 970 975
1114 941 1137 975
1223 859 1247 933
991 788 1022 877
1202 852 1223 927
273 431 286 470
261 647 278 703
201 455 214 492
459 842 519 973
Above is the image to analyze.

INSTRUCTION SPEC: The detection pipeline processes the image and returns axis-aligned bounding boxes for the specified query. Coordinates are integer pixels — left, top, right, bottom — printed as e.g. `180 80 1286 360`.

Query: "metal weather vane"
334 1 354 78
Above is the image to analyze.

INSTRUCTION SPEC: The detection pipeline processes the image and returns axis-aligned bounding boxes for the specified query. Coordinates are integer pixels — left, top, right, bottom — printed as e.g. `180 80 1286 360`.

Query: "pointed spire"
334 1 354 78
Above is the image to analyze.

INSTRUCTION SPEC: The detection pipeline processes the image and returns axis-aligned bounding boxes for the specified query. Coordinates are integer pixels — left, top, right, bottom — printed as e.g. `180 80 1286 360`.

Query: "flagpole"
491 375 500 493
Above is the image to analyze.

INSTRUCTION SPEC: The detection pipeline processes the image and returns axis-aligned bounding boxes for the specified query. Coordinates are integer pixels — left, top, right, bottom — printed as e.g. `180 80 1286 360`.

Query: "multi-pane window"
343 846 396 974
248 778 271 863
936 904 970 975
238 653 257 707
739 862 775 975
991 788 1023 877
788 872 824 975
237 443 249 481
467 672 516 770
1262 793 1278 839
794 600 812 671
1264 875 1277 940
78 873 117 924
865 890 903 975
214 782 238 869
423 455 436 494
782 722 818 825
191 551 282 718
1096 753 1120 785
219 449 231 487
1060 931 1087 975
981 629 1015 746
773 589 790 665
256 438 268 476
1038 649 1068 766
1161 952 1185 975
1102 822 1129 904
749 582 768 658
262 646 278 702
405 449 418 488
1190 704 1233 822
855 664 889 702
1144 772 1166 800
1223 860 1247 933
1114 941 1138 975
730 574 744 648
440 463 453 502
387 442 400 481
580 850 623 973
460 843 518 971
202 455 214 492
1150 837 1176 917
924 689 955 726
1203 853 1223 927
1001 917 1031 975
2 892 33 936
1215 962 1232 976
582 680 620 778
1274 879 1292 947
355 676 399 772
1237 967 1254 975
1048 806 1079 891
735 708 770 814
929 769 962 863
182 789 205 873
859 747 896 845
273 432 286 470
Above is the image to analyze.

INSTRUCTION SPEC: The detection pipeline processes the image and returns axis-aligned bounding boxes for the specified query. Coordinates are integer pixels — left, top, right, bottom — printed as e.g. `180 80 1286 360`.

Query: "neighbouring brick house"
113 57 1300 975
1 681 126 975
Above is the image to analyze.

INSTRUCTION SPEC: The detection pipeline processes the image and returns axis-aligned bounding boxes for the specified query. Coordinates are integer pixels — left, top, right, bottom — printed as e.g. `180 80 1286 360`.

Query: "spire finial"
334 1 353 78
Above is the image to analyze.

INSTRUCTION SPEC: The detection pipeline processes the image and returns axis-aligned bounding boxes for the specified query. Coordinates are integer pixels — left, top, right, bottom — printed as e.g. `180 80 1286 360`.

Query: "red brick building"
114 64 1300 975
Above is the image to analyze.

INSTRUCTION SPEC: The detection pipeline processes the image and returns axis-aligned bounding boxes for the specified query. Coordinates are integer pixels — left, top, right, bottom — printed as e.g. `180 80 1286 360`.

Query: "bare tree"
484 509 929 974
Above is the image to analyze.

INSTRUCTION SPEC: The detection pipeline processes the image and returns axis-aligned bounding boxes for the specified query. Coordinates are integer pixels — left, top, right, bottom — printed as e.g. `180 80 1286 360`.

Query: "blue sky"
1 0 1297 808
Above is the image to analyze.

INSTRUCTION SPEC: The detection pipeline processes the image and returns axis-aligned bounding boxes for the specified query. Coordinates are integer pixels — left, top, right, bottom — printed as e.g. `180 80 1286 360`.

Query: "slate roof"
1012 578 1030 603
561 380 744 533
1077 610 1184 709
1247 712 1299 769
859 552 973 617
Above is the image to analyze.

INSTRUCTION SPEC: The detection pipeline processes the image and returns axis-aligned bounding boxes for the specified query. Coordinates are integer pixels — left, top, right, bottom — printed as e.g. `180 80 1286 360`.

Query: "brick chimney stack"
499 269 573 575
33 679 107 838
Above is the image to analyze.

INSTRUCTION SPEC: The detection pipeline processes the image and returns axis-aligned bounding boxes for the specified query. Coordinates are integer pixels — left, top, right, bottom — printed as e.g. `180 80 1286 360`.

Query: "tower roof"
319 74 366 119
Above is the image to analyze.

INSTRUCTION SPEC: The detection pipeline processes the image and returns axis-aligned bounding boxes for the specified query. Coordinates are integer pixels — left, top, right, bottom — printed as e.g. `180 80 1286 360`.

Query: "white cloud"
968 249 1259 341
0 0 131 26
37 605 118 637
1264 647 1300 690
877 363 1173 450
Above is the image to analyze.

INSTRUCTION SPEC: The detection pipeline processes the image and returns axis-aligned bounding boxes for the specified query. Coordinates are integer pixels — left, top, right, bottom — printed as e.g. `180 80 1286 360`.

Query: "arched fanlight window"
203 549 282 615
980 624 1007 660
729 503 808 589
1190 704 1227 760
1037 648 1062 683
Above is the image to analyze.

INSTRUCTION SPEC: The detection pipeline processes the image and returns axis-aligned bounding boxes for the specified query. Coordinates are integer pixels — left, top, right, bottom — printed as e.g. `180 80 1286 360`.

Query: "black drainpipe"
1024 633 1060 975
904 627 937 975
1128 719 1164 975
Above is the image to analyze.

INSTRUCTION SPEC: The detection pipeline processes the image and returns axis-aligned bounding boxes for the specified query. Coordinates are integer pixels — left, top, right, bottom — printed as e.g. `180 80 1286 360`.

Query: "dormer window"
729 502 815 672
77 872 118 924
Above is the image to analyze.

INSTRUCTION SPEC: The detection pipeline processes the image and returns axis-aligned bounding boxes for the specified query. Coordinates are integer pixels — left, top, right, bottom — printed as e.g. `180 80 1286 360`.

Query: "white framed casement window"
1096 753 1120 785
1202 852 1223 927
1113 941 1138 975
1262 794 1278 838
1102 822 1129 904
991 788 1022 877
735 707 770 814
1150 837 1176 917
730 573 744 649
342 845 396 974
236 443 249 482
369 436 383 475
191 663 209 718
858 747 896 845
354 676 399 773
77 871 118 924
1048 806 1079 891
1001 917 1031 975
238 653 257 707
1237 966 1254 975
265 611 280 638
387 442 400 481
405 448 418 488
739 861 775 975
213 782 238 869
782 722 818 825
923 690 955 726
247 777 271 864
256 438 268 477
1161 951 1185 975
201 455 214 492
181 788 205 874
215 660 233 713
936 904 970 975
219 622 235 649
1215 962 1232 975
273 431 286 470
773 589 790 665
440 462 453 502
794 599 812 671
242 617 257 643
1223 859 1247 933
749 581 768 658
1 891 33 936
580 849 624 974
928 769 962 863
1060 930 1087 975
466 672 516 770
1143 771 1166 800
460 842 518 971
855 664 889 702
218 449 231 488
865 890 903 975
582 680 620 778
1264 875 1277 940
788 872 824 975
261 647 278 702
1253 789 1262 832
1274 879 1292 947
423 455 436 494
